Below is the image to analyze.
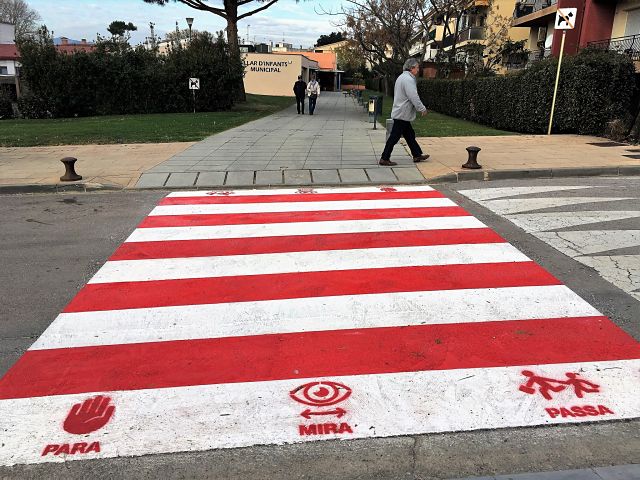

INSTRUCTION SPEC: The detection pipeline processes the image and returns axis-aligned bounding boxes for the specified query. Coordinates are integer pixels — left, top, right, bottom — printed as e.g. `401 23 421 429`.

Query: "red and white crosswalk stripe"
0 185 638 465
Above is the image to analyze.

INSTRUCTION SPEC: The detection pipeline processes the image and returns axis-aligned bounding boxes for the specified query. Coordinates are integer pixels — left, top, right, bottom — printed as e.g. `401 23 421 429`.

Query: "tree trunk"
225 17 246 102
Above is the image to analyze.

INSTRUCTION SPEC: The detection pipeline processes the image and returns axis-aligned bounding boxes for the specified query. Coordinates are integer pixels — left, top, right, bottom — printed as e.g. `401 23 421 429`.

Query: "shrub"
417 49 636 135
16 29 243 118
0 86 14 119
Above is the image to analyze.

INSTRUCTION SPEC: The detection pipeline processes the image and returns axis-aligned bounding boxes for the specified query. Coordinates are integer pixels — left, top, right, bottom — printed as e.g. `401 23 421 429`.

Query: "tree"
143 0 282 100
107 20 138 38
316 32 343 47
0 0 41 39
333 0 424 94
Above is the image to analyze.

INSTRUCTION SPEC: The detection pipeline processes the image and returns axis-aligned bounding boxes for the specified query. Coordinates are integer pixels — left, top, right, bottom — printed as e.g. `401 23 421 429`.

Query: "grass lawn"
363 89 515 137
0 94 295 147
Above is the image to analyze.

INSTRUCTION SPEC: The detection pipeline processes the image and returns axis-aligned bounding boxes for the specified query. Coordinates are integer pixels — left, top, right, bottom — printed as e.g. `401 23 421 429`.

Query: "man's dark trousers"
296 95 305 114
381 119 422 160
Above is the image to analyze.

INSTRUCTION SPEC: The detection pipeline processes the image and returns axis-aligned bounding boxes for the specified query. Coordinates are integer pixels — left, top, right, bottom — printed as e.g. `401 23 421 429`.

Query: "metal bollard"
60 157 82 181
462 146 482 169
385 119 394 142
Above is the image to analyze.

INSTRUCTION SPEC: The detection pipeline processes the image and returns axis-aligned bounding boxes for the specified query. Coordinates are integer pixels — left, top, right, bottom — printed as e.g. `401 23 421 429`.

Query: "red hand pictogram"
63 395 115 434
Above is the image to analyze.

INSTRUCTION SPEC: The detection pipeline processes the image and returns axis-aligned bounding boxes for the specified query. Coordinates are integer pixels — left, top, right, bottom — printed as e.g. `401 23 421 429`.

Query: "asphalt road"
0 179 638 480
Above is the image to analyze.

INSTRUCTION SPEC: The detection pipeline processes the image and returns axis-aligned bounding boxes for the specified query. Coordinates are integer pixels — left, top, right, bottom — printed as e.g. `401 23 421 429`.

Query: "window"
0 66 8 75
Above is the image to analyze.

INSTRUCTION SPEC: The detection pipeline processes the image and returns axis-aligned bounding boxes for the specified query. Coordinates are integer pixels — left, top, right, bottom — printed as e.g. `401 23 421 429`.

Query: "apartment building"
512 0 640 67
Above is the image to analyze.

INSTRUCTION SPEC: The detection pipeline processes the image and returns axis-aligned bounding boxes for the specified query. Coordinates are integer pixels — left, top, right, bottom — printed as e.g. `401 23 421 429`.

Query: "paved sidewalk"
2 94 640 192
0 143 193 191
135 92 421 188
417 135 640 182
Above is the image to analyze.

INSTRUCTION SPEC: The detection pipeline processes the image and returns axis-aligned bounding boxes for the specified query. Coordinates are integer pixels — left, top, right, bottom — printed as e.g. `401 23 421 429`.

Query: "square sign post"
548 8 577 135
189 78 200 114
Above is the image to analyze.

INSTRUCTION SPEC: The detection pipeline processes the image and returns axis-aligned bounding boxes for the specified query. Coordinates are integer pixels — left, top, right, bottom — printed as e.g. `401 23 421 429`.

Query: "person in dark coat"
293 75 307 114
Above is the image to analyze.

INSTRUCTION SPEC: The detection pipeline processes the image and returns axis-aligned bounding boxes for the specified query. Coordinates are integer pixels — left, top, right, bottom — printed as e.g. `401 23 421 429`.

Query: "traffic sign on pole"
548 8 577 135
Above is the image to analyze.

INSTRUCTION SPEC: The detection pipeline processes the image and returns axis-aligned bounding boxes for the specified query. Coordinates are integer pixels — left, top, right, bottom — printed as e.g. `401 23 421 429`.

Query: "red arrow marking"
301 408 346 419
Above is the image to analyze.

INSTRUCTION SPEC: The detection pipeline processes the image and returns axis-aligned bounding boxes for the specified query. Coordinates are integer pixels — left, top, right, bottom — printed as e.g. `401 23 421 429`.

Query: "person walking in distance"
307 75 320 115
293 75 307 114
379 58 429 166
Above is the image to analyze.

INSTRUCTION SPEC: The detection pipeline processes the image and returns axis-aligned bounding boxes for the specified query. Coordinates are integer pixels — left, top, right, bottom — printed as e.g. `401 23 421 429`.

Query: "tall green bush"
16 29 243 118
417 49 636 135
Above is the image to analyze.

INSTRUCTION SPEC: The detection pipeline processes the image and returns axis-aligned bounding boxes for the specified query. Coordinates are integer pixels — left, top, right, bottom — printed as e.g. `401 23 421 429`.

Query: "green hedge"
417 49 636 135
16 31 243 119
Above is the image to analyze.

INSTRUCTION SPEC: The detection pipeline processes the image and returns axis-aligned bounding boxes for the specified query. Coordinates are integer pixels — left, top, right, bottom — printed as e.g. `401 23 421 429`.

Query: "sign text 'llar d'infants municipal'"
243 60 293 73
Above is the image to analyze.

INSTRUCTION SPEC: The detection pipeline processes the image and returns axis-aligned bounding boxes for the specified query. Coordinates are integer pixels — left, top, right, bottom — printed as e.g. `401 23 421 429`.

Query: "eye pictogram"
290 381 352 407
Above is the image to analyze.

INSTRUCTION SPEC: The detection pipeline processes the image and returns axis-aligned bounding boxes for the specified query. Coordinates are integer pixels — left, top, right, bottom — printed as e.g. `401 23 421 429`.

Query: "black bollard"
462 146 482 169
60 157 82 181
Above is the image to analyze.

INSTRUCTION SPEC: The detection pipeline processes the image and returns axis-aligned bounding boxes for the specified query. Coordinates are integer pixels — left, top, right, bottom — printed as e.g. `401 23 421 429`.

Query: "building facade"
512 0 640 67
242 53 319 96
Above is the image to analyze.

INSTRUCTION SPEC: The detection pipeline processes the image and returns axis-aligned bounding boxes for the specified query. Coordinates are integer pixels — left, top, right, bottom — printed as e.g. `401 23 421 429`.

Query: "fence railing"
528 47 552 63
513 0 557 18
458 26 485 43
587 34 640 61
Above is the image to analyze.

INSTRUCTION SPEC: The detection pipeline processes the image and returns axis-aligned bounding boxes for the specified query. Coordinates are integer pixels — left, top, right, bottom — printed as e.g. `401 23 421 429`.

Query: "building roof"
56 44 95 54
280 50 337 71
0 44 18 60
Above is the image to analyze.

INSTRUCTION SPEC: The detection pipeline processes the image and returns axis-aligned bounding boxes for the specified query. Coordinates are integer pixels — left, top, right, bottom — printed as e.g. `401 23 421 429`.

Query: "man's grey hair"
403 58 420 71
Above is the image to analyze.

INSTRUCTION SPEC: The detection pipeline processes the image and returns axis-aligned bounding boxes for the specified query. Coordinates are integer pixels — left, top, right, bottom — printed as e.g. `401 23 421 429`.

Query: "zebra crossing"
0 185 638 466
459 185 640 303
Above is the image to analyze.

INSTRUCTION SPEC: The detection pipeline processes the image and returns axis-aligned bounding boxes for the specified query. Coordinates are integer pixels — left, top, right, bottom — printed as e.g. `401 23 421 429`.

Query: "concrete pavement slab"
393 166 426 182
164 172 198 187
255 170 283 185
225 171 255 186
283 169 311 185
135 173 169 188
366 168 399 182
338 168 369 183
195 172 226 186
310 169 341 184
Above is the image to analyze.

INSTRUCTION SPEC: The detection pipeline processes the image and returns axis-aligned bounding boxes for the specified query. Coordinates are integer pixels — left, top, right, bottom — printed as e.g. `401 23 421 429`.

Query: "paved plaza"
136 92 424 188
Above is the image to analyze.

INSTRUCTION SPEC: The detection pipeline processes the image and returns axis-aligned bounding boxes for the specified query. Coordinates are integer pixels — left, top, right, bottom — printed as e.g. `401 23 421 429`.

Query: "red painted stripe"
111 229 505 260
160 190 446 205
2 317 638 399
64 262 559 313
140 207 471 228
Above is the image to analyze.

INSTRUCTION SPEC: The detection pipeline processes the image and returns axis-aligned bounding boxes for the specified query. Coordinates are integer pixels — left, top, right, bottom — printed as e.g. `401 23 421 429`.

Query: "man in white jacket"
379 58 429 166
306 76 320 115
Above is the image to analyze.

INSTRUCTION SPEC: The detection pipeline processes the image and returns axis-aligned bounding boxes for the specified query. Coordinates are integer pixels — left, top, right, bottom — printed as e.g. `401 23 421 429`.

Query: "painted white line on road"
479 198 633 215
507 211 640 232
30 285 601 350
149 198 457 216
458 186 594 202
167 186 436 197
126 216 486 242
89 243 529 284
0 360 637 466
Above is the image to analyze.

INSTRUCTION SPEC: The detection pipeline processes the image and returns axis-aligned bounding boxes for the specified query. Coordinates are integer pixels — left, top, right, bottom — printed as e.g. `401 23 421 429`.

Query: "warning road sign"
556 8 577 29
189 78 200 90
0 186 639 466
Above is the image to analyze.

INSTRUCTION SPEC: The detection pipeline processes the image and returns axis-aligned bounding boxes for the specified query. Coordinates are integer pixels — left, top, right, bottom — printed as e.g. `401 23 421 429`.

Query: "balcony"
458 26 485 43
588 34 640 61
512 0 557 26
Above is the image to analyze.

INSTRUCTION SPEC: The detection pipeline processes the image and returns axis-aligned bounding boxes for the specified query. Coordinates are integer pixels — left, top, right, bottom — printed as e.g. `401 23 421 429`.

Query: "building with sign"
242 53 319 96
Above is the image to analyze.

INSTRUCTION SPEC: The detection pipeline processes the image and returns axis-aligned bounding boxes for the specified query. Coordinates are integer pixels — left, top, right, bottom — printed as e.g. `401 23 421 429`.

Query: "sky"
28 0 345 48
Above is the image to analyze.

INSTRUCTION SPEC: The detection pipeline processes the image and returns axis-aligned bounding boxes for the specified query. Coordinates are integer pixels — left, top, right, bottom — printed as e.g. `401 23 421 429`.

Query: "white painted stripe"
30 286 602 350
167 186 436 197
459 186 593 202
149 198 457 216
506 211 640 233
126 216 487 242
535 230 640 256
479 198 633 216
1 360 637 465
89 243 529 284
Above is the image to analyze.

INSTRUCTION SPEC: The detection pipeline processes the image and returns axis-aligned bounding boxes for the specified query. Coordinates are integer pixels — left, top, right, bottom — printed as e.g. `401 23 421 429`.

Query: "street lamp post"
186 17 194 42
247 25 250 45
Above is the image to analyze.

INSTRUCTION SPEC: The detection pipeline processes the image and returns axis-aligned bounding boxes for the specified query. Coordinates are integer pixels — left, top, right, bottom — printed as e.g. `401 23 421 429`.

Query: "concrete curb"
3 165 640 193
0 182 125 195
428 165 640 184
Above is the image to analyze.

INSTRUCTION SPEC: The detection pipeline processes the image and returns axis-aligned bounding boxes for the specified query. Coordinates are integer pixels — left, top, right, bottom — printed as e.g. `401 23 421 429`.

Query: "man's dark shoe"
379 159 397 166
413 154 430 162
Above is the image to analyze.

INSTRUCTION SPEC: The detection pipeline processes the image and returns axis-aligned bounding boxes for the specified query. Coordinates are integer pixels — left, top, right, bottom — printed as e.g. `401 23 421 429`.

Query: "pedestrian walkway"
135 92 423 188
1 186 638 466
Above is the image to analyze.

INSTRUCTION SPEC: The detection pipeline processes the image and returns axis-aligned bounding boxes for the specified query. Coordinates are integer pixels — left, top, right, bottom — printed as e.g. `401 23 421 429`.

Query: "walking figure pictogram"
518 370 600 400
